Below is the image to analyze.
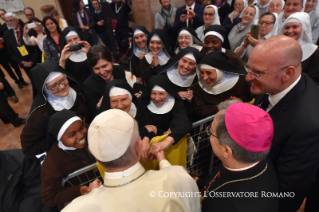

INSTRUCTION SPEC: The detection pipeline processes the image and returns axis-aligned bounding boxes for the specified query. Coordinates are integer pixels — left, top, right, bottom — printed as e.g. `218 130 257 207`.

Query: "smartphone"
182 9 187 15
250 24 260 39
69 43 82 52
27 23 37 29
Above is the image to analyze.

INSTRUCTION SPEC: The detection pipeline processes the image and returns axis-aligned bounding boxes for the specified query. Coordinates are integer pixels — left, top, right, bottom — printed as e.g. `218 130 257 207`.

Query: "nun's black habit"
200 25 244 68
136 29 173 83
61 27 92 84
174 27 203 54
98 79 153 140
42 109 97 207
129 25 150 77
20 61 89 156
192 52 252 119
145 76 192 144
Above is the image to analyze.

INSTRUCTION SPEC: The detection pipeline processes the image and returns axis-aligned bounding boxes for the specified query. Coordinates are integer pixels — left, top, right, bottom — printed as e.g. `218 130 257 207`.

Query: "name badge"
17 45 29 56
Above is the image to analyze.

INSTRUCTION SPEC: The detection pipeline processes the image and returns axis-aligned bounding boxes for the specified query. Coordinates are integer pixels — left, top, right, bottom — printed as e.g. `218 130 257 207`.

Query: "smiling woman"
41 109 99 207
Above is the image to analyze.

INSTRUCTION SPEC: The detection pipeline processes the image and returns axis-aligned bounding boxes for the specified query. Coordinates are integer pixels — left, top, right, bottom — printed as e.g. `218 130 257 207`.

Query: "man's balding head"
246 35 302 95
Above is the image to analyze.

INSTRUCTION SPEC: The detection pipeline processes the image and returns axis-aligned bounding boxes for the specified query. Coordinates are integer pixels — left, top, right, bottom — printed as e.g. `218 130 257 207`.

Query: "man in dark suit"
246 35 319 212
4 12 41 97
173 0 205 32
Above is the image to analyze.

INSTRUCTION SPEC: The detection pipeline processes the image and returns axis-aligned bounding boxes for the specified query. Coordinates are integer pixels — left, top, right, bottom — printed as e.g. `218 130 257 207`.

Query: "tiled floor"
0 67 32 151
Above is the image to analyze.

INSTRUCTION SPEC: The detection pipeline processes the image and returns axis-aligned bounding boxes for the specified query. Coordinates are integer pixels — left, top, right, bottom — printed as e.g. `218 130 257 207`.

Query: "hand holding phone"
69 43 83 52
27 23 36 29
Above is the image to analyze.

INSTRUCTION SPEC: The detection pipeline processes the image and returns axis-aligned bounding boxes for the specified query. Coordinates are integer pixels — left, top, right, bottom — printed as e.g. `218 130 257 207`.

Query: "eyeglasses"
206 124 218 138
244 63 301 80
258 21 274 26
46 75 68 92
204 13 215 17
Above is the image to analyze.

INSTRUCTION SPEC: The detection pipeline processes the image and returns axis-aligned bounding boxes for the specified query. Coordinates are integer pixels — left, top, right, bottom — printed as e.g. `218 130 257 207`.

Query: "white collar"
129 102 137 117
224 161 260 171
45 87 77 111
268 75 301 108
145 50 170 66
147 93 175 114
69 50 88 62
166 66 197 87
58 141 77 151
133 46 147 58
186 2 196 9
104 162 142 179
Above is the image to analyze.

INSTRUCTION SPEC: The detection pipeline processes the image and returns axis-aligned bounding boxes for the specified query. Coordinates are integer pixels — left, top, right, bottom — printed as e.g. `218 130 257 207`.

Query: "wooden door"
58 0 74 27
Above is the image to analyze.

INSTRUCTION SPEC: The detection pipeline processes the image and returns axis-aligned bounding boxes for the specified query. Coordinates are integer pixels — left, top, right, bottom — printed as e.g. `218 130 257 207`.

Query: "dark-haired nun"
145 75 192 155
159 47 202 116
192 52 252 119
41 109 99 207
201 25 244 68
175 27 203 54
20 61 89 156
136 29 173 83
130 25 150 78
98 79 156 161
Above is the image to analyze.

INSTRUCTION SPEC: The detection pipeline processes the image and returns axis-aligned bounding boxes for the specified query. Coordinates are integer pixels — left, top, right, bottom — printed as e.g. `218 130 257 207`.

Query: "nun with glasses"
136 29 173 83
201 25 244 68
267 0 285 14
59 26 92 84
98 79 156 162
304 0 319 43
222 0 247 35
20 61 90 156
159 47 201 113
195 5 221 42
145 75 192 154
130 25 150 78
41 109 100 208
175 27 203 54
192 52 252 119
280 12 319 85
228 5 259 50
235 12 278 64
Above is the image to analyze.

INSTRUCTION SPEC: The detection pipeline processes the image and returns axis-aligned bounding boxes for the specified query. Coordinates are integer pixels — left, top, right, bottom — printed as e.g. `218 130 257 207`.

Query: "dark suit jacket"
0 149 44 212
173 3 205 32
4 23 40 64
254 73 319 212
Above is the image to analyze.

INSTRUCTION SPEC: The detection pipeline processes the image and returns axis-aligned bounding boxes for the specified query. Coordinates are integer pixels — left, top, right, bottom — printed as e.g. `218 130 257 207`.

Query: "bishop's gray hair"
215 101 270 163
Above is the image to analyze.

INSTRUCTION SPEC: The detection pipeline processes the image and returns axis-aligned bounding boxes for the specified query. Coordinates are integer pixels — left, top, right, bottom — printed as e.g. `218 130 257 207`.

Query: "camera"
69 43 82 52
27 23 37 29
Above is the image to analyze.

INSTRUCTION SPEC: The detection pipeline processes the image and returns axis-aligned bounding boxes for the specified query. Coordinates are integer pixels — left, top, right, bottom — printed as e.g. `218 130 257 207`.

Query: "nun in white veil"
222 0 248 34
280 12 319 85
267 0 285 14
228 6 260 50
235 12 278 63
304 0 319 43
195 5 221 42
277 0 307 34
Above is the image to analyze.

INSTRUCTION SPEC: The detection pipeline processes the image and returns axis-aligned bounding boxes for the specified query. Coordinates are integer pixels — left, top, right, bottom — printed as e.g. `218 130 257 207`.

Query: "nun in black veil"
135 29 174 83
98 79 156 161
145 75 192 155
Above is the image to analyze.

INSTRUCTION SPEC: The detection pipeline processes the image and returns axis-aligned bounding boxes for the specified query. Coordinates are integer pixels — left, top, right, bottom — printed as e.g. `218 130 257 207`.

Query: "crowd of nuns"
6 0 318 209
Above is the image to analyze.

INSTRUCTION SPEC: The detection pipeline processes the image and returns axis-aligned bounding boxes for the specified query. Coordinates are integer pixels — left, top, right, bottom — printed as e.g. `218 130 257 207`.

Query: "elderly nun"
41 109 98 207
222 0 248 34
267 0 285 14
280 12 319 85
175 27 203 54
201 25 244 68
304 0 319 43
145 75 192 154
58 26 92 83
20 61 90 156
235 12 278 64
192 52 252 119
195 5 221 42
228 5 259 50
